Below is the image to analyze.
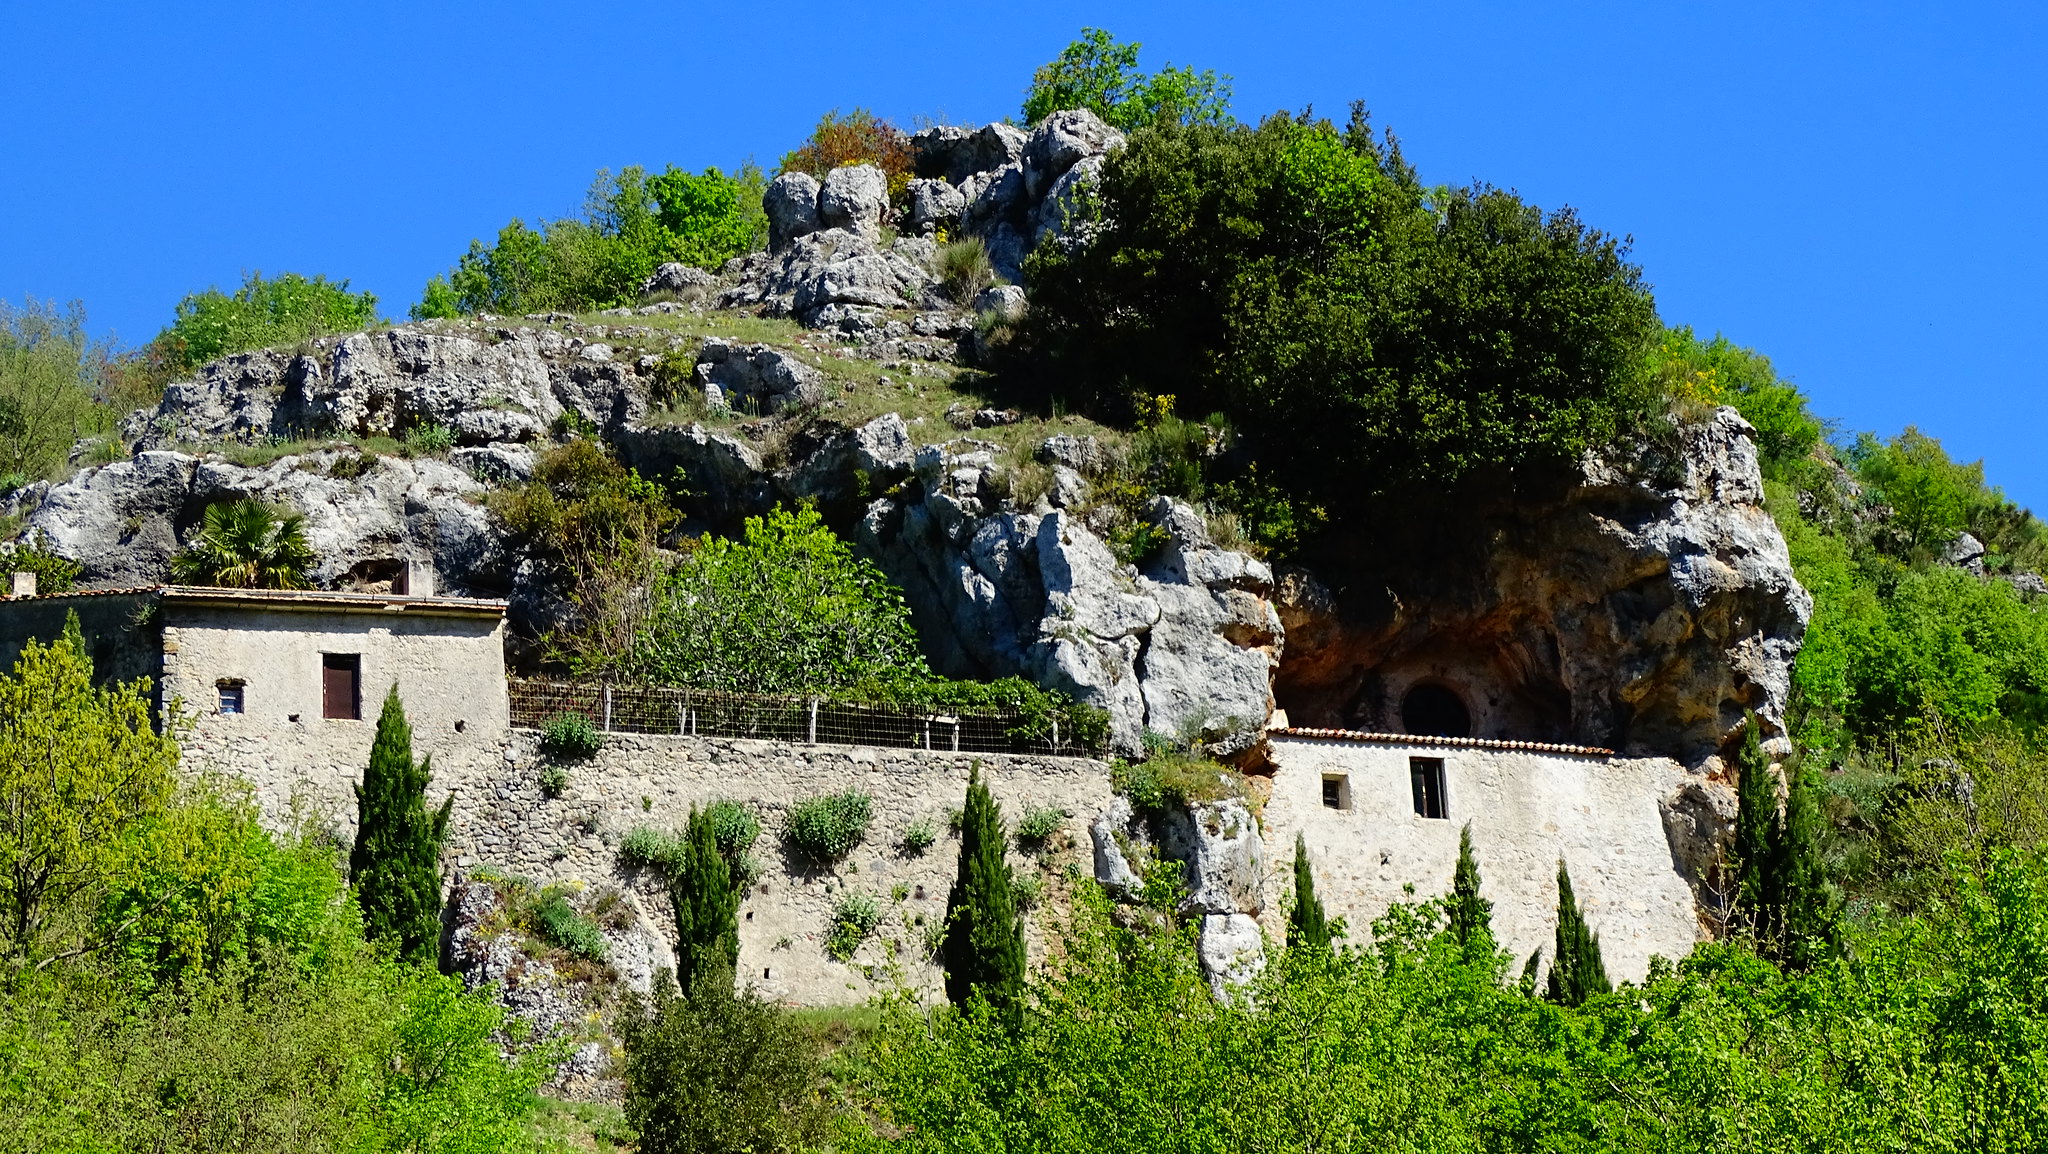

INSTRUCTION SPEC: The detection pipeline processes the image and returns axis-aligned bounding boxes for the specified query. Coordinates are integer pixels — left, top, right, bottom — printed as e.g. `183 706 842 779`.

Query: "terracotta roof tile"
1270 726 1614 758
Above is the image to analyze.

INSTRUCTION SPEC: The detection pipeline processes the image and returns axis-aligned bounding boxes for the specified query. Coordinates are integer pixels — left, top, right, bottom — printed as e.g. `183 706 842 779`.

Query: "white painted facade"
1258 730 1702 982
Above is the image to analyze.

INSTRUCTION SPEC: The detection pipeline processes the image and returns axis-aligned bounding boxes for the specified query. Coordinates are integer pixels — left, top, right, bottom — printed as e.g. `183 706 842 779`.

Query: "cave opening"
1402 683 1472 739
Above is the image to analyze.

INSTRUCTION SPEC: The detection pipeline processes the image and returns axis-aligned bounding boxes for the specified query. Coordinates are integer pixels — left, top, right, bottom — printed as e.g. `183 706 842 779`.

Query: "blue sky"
4 2 2043 506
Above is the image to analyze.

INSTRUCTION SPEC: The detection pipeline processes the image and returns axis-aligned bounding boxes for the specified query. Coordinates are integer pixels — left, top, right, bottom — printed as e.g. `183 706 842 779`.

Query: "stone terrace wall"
1257 734 1702 983
199 719 1115 1007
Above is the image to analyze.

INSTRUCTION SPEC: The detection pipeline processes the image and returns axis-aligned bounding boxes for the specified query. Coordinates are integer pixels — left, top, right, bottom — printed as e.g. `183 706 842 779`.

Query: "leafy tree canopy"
1023 27 1234 130
147 271 379 378
0 298 125 485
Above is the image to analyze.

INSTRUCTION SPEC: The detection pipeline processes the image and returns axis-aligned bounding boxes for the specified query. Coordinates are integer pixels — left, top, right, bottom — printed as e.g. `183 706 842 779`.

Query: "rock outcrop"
906 109 1124 282
1273 408 1811 766
1089 792 1267 996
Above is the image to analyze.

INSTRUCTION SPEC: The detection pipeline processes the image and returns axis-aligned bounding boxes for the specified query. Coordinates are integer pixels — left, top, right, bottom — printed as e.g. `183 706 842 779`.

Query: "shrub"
705 799 762 859
538 764 569 798
900 818 937 856
620 981 826 1154
781 108 914 205
1015 806 1065 848
784 790 873 863
0 536 80 594
535 892 609 962
147 271 379 378
1111 744 1241 813
402 422 455 454
0 298 123 483
169 499 315 590
1012 871 1045 909
540 711 603 758
825 890 881 962
936 237 997 305
1023 27 1234 130
619 826 686 871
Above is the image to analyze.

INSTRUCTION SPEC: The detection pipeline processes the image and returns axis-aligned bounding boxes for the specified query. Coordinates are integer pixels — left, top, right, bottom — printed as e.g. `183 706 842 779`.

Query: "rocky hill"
13 109 1808 766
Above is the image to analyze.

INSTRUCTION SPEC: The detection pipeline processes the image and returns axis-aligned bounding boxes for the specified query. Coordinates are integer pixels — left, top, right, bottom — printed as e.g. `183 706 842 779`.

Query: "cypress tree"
351 685 452 964
671 805 740 995
1545 860 1611 1007
1776 759 1842 970
1730 712 1779 937
942 763 1024 1016
1286 833 1333 954
1447 822 1496 964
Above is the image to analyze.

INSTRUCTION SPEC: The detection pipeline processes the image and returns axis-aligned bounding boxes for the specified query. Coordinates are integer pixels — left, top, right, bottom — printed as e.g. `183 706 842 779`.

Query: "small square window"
1410 757 1447 820
322 654 361 720
218 684 244 715
1321 774 1351 811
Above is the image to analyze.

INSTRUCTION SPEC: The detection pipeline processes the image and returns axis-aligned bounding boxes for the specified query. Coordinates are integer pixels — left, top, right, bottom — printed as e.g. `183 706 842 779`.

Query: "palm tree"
170 499 316 589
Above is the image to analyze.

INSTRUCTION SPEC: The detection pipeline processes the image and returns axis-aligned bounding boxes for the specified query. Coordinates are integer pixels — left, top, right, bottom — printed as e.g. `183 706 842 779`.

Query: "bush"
1023 27 1234 130
402 422 455 455
540 711 603 758
0 536 80 594
900 818 937 856
784 790 873 863
535 892 609 962
705 799 761 859
619 826 686 871
170 499 315 590
1111 745 1241 813
936 237 997 305
146 271 378 378
781 108 913 206
538 764 569 798
620 981 825 1154
825 890 881 962
1015 806 1065 848
0 298 121 483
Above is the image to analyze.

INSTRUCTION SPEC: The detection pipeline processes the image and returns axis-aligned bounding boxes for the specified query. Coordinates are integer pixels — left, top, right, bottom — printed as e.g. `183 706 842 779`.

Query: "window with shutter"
323 654 360 720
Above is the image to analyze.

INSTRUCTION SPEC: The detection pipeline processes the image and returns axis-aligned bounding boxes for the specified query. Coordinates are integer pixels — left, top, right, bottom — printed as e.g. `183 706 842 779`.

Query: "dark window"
1402 683 1471 738
1321 774 1350 811
218 684 244 715
1410 757 1447 819
322 654 361 720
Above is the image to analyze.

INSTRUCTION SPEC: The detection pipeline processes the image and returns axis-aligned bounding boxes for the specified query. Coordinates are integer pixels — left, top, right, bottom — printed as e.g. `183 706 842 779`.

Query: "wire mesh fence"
509 679 1104 757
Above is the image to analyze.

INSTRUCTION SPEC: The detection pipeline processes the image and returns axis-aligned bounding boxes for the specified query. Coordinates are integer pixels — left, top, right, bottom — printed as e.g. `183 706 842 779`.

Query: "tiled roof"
1270 726 1614 758
1 585 159 600
2 584 506 617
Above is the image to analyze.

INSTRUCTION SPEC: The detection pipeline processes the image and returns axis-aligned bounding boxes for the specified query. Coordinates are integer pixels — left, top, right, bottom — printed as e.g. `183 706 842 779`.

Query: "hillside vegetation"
3 26 2047 1152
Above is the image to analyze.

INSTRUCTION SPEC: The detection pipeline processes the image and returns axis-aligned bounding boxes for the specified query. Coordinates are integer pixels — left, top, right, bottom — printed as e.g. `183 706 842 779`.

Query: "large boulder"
764 171 822 251
718 229 934 325
912 122 1026 185
694 339 826 415
818 164 889 240
1021 108 1124 199
907 178 966 236
1274 407 1811 766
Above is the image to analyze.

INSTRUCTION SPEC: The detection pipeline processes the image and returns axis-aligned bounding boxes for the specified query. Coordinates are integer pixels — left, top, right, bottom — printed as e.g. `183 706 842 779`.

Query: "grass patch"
534 1096 634 1153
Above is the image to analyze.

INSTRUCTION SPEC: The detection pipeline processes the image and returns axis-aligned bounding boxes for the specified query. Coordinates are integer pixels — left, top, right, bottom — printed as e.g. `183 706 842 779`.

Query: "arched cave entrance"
1401 683 1471 739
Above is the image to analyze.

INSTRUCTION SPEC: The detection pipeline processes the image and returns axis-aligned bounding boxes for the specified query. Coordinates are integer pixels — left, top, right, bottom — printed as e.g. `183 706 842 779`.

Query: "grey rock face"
912 122 1026 185
1089 791 1268 994
907 178 966 235
719 229 933 325
818 164 889 239
1022 108 1124 199
1276 407 1811 765
2008 571 2048 596
972 284 1027 322
695 339 827 414
640 261 718 297
1943 531 1988 575
1197 914 1265 1000
764 171 822 251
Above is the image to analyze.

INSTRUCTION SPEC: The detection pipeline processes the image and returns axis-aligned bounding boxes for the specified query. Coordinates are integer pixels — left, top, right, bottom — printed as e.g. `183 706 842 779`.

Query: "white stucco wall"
1259 734 1701 982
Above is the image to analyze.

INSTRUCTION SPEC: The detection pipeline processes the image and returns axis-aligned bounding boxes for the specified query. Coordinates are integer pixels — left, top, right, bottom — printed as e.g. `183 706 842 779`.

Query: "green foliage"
1285 833 1333 954
705 799 761 860
670 806 740 995
0 298 122 483
538 763 569 797
619 825 687 872
935 237 997 304
534 891 609 962
784 790 873 864
1013 806 1063 848
1852 425 1990 556
620 979 826 1154
540 710 603 758
0 536 79 594
1022 109 1661 547
169 498 316 589
941 764 1024 1015
350 687 452 964
1653 325 1824 478
403 421 455 454
148 271 379 377
0 613 179 963
1544 860 1610 1006
825 890 881 962
1729 716 1841 967
900 818 937 856
627 504 928 694
1022 27 1234 130
427 163 766 317
1110 737 1242 813
1447 823 1495 963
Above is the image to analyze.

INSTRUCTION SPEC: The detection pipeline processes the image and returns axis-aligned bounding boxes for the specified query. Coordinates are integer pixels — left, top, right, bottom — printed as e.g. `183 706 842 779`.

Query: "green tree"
0 298 116 484
1022 27 1233 130
0 613 179 963
1285 832 1333 953
146 271 379 378
1775 759 1841 969
625 504 929 694
1447 823 1496 964
1652 325 1822 479
670 805 739 996
1730 713 1779 932
941 763 1024 1016
621 979 825 1154
170 499 316 589
350 686 450 964
1851 426 1983 556
1545 860 1609 1007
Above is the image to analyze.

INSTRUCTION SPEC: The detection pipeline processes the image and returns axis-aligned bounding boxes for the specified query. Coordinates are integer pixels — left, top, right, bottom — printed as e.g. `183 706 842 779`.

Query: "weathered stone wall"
1257 734 1701 983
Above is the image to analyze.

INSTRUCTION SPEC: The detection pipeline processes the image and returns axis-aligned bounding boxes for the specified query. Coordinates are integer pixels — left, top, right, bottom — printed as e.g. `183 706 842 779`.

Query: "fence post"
602 684 613 732
808 698 820 745
677 698 687 736
1051 718 1060 750
951 719 961 752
